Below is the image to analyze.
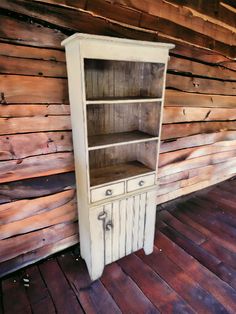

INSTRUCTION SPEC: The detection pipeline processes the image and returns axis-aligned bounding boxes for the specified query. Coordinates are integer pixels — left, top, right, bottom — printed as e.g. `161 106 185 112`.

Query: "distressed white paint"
62 33 173 281
127 173 156 192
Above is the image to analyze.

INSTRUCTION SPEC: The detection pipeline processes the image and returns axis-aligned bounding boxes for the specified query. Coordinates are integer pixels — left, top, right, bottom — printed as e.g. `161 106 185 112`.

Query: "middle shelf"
88 130 159 150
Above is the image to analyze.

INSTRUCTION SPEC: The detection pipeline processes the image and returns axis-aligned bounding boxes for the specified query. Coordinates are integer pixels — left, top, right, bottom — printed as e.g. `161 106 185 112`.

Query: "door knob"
105 220 113 231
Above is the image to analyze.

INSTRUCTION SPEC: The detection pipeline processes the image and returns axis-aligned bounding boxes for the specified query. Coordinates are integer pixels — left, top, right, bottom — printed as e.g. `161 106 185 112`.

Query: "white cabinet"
62 33 174 280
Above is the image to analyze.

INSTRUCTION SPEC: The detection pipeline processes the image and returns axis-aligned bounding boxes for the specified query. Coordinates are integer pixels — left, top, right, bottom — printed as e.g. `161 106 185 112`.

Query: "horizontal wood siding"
0 0 235 276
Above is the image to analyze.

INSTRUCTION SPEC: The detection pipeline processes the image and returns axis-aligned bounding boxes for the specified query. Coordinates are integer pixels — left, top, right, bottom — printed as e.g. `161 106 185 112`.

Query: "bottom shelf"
90 160 154 186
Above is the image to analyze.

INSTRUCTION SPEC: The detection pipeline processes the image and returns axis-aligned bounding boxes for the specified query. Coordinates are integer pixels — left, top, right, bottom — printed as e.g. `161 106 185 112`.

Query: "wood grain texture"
0 131 72 160
165 90 236 108
163 107 236 123
0 0 235 278
0 152 74 183
2 179 236 311
0 75 68 103
0 172 75 204
0 55 66 77
0 222 78 265
1 0 235 58
0 14 66 48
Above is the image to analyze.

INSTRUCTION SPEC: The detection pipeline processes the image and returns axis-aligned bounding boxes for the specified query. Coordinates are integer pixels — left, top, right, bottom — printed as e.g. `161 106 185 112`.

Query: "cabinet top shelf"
62 33 175 49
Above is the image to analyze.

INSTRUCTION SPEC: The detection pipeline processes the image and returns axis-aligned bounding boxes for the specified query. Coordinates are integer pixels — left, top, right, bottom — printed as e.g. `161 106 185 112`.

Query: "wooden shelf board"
86 97 163 105
88 131 159 150
90 160 154 186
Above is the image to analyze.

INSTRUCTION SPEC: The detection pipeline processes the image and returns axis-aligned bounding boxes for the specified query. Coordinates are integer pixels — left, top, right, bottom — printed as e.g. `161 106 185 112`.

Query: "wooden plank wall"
0 0 235 277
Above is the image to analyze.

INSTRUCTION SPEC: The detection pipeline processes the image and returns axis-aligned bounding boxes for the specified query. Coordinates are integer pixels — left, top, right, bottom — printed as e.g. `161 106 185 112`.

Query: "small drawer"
127 174 155 192
91 182 125 203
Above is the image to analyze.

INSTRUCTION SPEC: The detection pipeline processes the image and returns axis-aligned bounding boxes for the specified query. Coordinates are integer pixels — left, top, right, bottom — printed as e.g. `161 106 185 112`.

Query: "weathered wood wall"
0 0 235 277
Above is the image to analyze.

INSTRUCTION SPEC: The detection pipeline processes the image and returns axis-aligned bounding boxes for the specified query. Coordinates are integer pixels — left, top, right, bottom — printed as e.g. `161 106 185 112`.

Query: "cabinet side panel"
64 42 91 266
89 206 105 280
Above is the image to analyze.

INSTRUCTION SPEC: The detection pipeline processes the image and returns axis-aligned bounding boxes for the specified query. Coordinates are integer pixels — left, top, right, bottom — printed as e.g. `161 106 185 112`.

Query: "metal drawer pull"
139 180 145 187
105 220 113 231
105 189 113 196
98 212 107 220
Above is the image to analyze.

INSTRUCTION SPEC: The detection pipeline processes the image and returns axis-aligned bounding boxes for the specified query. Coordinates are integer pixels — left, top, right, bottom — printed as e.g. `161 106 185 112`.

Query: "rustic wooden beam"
168 56 236 81
3 50 236 81
0 116 71 135
0 42 65 61
163 107 236 123
162 121 236 140
0 14 66 48
111 0 236 45
0 55 66 77
160 130 236 153
0 221 78 264
159 140 236 167
0 75 68 104
1 74 235 108
0 233 78 278
0 0 235 58
0 152 74 183
0 196 77 240
166 74 236 95
0 131 72 160
0 189 74 226
165 90 236 108
164 0 236 28
157 173 234 204
0 172 75 203
158 150 236 177
0 104 70 118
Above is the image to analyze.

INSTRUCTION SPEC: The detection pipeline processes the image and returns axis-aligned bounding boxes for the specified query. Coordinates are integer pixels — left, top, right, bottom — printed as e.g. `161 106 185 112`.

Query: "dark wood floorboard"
0 178 236 314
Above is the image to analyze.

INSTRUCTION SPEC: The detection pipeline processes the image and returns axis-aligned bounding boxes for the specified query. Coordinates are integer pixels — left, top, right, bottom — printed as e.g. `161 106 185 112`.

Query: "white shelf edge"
86 98 163 105
88 136 159 151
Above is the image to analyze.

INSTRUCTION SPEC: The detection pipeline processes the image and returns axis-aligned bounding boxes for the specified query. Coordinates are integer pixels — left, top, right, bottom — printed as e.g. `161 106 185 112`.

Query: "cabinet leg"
87 261 105 281
143 245 154 255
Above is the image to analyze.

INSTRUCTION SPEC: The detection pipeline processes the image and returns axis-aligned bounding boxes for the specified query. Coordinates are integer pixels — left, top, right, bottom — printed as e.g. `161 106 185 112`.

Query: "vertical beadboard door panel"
119 199 127 259
138 193 146 249
143 190 157 255
89 206 105 280
112 200 120 262
132 195 140 252
104 203 113 264
126 196 134 255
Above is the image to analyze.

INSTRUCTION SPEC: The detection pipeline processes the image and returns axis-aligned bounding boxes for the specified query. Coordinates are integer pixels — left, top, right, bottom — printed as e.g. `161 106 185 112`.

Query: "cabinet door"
89 190 156 270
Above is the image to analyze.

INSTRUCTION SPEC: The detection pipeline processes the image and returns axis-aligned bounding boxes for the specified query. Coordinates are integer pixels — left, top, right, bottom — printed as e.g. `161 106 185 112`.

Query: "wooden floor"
1 178 236 314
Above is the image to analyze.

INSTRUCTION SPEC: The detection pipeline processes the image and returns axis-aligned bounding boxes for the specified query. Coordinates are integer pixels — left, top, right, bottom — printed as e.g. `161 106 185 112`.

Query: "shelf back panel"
84 59 165 100
87 102 161 137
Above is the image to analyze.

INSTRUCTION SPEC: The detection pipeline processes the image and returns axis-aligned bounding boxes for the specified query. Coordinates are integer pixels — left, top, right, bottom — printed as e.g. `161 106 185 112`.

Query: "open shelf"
84 59 165 100
88 130 158 150
89 141 158 186
90 161 154 186
86 97 162 105
87 102 161 140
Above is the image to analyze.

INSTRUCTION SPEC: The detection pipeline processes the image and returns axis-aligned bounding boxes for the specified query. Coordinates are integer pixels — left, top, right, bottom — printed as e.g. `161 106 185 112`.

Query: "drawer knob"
139 180 145 187
105 189 113 196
